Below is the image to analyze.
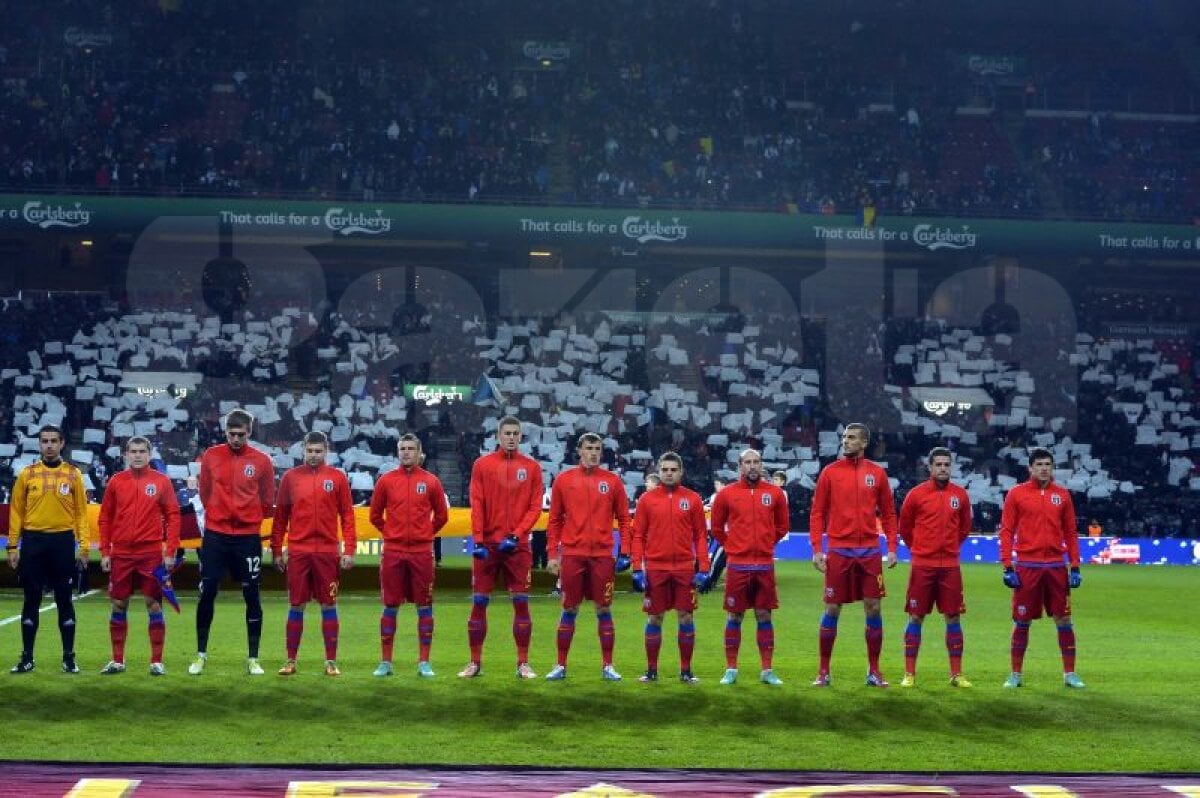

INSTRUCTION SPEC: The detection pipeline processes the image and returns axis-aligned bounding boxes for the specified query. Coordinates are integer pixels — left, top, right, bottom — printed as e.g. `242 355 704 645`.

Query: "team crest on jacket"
244 465 256 478
598 482 609 494
950 496 960 510
864 474 876 488
145 484 157 497
417 482 427 495
516 468 528 482
58 482 71 495
1051 494 1062 505
679 499 690 511
322 479 334 493
761 494 772 506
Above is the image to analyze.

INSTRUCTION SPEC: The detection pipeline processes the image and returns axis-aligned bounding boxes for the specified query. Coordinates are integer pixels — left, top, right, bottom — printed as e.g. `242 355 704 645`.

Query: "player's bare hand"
886 551 898 569
6 549 17 569
813 552 827 572
101 556 112 573
162 556 174 572
340 555 354 571
274 552 288 572
547 558 561 576
76 552 90 569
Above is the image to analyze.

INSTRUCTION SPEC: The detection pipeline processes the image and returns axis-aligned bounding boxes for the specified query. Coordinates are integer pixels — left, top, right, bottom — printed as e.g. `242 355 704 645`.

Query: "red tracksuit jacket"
631 485 710 572
469 449 543 548
809 455 898 553
98 468 181 557
709 478 789 566
546 465 631 557
898 478 972 567
999 478 1079 567
369 465 449 553
271 464 357 557
198 443 275 536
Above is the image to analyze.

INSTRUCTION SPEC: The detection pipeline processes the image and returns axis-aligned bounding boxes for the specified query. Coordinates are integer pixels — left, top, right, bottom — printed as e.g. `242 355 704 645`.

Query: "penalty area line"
0 589 100 626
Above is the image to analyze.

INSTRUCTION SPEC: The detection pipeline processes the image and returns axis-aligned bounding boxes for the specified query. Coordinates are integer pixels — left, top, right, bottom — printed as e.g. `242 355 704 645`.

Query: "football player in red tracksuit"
271 431 356 677
544 433 632 682
369 433 448 678
999 446 1085 689
809 423 898 688
897 446 973 688
630 452 709 684
710 449 789 686
97 436 181 676
460 416 544 679
191 408 275 676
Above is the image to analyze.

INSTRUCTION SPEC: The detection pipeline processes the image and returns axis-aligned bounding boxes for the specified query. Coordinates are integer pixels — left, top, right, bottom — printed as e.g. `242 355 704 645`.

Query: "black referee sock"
54 585 76 655
20 590 40 656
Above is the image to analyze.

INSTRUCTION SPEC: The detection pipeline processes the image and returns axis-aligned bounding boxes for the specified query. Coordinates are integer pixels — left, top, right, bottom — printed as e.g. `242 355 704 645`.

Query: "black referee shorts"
199 529 263 585
18 531 76 594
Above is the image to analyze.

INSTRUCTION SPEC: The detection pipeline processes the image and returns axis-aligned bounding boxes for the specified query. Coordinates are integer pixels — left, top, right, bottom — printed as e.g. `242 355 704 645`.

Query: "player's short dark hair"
576 432 602 449
38 424 63 441
497 415 522 430
303 431 328 447
126 436 152 452
1028 447 1053 465
398 432 422 450
658 451 683 469
772 470 787 482
928 446 953 463
225 408 254 429
645 473 661 485
845 422 871 442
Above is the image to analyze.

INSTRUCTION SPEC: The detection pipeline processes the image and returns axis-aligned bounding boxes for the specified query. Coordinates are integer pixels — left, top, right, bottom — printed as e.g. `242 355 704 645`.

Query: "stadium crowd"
3 282 1199 540
1 0 1196 221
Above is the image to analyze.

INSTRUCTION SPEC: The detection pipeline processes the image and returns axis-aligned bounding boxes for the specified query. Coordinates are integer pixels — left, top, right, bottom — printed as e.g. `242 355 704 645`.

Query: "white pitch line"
0 589 100 626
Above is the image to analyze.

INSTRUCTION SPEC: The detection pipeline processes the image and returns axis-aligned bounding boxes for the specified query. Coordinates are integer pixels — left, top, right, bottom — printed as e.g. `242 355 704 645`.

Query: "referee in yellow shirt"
6 425 91 674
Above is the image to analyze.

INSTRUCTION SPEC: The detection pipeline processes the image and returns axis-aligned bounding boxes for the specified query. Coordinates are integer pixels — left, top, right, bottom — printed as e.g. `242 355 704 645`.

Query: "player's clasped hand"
1069 567 1082 589
614 554 631 572
471 542 489 560
691 572 708 591
497 535 519 554
1003 567 1022 589
631 570 647 593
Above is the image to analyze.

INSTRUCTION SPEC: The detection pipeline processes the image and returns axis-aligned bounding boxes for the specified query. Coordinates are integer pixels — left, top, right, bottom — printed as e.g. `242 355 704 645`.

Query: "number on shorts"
246 556 261 576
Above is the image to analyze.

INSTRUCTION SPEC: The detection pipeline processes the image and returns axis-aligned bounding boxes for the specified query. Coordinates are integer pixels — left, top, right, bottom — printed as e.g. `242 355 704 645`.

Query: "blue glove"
497 535 519 554
1002 567 1021 589
1069 567 1082 589
631 570 647 593
691 572 708 591
471 543 489 560
615 554 631 573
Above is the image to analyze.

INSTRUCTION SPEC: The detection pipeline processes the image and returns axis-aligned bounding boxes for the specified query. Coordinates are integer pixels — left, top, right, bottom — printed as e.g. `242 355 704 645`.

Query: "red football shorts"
287 551 340 606
380 550 435 606
905 565 966 617
823 551 886 604
723 567 779 613
108 551 162 601
472 546 532 595
1012 565 1070 621
643 569 697 615
560 555 615 608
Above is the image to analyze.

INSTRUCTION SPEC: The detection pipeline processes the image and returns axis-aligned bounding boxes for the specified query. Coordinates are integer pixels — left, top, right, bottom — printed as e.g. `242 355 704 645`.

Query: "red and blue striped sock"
644 622 662 670
756 620 775 670
865 615 884 672
904 620 922 673
468 595 489 664
946 621 964 675
511 595 532 663
417 606 433 662
285 608 304 661
320 606 339 661
818 612 838 673
556 611 577 667
109 611 128 663
1056 622 1076 673
678 622 695 671
147 610 165 663
1011 621 1031 672
597 611 615 667
724 619 742 669
380 606 398 662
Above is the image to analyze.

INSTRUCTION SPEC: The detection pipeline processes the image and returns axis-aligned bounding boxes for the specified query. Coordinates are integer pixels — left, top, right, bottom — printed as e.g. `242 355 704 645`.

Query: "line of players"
5 413 1084 689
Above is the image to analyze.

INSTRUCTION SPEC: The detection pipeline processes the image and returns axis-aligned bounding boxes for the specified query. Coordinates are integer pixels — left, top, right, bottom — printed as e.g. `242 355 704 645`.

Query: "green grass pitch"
0 561 1195 771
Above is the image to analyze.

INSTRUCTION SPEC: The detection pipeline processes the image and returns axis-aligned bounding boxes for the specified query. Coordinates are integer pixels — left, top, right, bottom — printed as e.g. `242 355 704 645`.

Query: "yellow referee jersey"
6 460 91 550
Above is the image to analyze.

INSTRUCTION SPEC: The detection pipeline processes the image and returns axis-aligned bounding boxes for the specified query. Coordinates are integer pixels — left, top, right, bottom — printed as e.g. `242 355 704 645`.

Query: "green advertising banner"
403 384 473 406
1 193 1197 259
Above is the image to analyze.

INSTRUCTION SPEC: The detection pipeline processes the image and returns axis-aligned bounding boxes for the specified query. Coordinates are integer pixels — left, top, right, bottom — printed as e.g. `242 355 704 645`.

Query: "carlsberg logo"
23 201 92 229
912 224 978 251
324 207 392 236
622 216 688 244
413 385 464 405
